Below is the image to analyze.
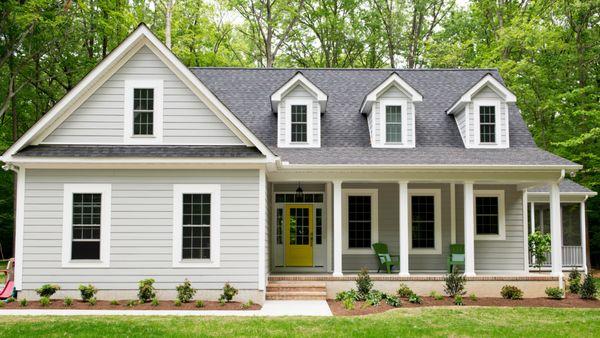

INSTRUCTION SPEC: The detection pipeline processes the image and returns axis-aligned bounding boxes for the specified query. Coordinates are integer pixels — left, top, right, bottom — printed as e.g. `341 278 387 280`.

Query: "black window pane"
412 196 435 248
291 105 308 142
71 241 100 260
476 197 499 234
133 88 154 136
348 195 372 248
181 193 211 259
316 208 322 245
479 106 496 143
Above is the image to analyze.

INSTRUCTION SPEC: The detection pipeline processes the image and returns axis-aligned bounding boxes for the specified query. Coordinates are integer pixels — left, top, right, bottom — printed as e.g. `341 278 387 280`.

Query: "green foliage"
429 291 444 301
397 284 413 298
469 294 478 302
501 285 524 300
568 269 582 294
63 297 72 307
137 278 156 303
174 299 182 307
88 297 97 306
219 283 238 303
356 268 373 300
35 284 60 298
241 300 254 309
342 297 355 310
6 297 15 303
545 287 564 299
385 295 401 307
19 298 27 307
365 290 384 307
444 267 466 297
408 294 423 304
176 279 196 303
579 273 598 299
78 284 97 302
110 300 119 306
39 296 50 307
195 300 205 308
335 289 358 302
127 300 138 307
151 297 159 307
528 232 552 271
0 301 4 308
454 295 463 306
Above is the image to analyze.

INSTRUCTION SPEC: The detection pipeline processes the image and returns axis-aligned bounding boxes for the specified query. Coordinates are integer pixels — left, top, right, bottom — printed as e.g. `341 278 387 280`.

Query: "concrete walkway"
0 300 333 317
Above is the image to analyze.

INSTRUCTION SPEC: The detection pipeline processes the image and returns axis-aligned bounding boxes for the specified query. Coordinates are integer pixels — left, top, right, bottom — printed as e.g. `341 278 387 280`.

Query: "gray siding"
277 84 321 146
43 46 243 145
22 169 259 291
455 108 467 145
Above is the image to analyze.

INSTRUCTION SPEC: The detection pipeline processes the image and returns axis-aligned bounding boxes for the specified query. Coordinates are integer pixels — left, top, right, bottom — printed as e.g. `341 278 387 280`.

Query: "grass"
0 308 599 337
0 260 7 284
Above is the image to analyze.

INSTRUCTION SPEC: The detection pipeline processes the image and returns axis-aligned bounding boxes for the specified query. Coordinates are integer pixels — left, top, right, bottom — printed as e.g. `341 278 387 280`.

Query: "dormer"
272 72 327 148
446 74 516 149
361 73 422 148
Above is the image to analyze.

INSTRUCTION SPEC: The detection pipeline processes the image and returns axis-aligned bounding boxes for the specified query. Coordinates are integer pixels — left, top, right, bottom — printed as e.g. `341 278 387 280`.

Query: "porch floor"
268 272 557 281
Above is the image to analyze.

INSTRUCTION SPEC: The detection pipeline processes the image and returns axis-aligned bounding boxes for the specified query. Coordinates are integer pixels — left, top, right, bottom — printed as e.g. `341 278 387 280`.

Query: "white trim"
14 167 25 290
398 181 410 276
332 180 343 276
61 184 112 268
549 182 563 278
522 189 529 272
463 182 476 276
258 170 266 290
408 189 442 255
123 80 164 144
172 184 221 268
473 190 506 241
450 183 456 244
361 73 422 114
473 99 506 148
446 74 517 115
342 188 379 254
271 73 327 113
377 98 411 148
580 200 588 273
326 182 333 272
280 98 318 148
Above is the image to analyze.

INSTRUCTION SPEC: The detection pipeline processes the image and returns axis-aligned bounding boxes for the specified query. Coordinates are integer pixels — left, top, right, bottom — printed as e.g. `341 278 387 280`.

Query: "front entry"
285 204 313 266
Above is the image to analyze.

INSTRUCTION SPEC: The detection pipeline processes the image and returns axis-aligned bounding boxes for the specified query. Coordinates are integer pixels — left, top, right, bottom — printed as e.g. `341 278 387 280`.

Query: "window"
409 189 441 254
276 208 283 245
124 80 163 144
291 105 308 143
343 189 378 253
173 184 220 267
386 105 402 143
474 190 505 240
275 193 323 203
62 184 111 267
315 208 322 245
479 105 496 143
133 88 154 135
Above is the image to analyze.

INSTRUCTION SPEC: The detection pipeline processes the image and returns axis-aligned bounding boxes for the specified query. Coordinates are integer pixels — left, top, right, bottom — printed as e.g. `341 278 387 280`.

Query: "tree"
528 231 551 271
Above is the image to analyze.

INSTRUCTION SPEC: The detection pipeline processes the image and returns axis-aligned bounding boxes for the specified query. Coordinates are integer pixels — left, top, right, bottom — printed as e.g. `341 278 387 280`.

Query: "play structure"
0 258 15 300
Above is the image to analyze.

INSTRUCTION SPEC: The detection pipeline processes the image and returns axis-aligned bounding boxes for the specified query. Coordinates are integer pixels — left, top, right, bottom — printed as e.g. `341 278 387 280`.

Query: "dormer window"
479 105 496 143
385 105 403 143
124 80 163 144
291 104 308 143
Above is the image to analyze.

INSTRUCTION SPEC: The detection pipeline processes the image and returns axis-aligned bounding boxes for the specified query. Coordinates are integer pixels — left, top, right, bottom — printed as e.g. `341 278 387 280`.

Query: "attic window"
479 106 496 143
385 105 402 143
133 88 154 136
291 105 308 143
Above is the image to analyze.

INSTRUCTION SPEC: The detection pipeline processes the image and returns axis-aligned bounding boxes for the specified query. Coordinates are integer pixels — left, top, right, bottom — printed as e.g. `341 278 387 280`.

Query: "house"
0 24 596 302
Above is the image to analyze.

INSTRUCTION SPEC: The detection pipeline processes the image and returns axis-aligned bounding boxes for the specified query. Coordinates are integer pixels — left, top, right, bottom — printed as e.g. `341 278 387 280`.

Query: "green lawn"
0 308 599 337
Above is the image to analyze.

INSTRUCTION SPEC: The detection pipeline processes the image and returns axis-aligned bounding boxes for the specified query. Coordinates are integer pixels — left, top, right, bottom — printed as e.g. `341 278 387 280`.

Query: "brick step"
266 291 327 300
267 282 326 292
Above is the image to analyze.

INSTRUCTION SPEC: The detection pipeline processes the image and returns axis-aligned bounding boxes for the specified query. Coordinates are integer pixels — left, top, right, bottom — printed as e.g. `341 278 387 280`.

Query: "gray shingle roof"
191 68 577 166
16 145 264 158
529 179 596 194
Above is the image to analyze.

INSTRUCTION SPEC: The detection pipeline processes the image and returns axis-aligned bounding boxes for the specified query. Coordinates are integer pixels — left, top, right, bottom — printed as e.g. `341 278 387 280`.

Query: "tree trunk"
165 0 175 49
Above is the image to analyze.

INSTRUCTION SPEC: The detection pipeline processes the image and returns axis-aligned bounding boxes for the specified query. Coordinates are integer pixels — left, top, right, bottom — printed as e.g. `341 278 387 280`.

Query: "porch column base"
398 272 410 277
332 272 343 277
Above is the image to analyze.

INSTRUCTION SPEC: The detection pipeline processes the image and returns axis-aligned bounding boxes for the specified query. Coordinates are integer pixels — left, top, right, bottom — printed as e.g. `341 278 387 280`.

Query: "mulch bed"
0 299 261 311
328 294 600 316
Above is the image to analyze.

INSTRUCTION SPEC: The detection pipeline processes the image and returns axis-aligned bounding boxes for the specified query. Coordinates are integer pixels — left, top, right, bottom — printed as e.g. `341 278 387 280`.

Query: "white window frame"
408 189 442 254
62 184 111 268
342 189 379 254
379 98 409 147
172 184 221 268
474 99 501 147
124 79 164 144
282 98 316 147
474 190 506 241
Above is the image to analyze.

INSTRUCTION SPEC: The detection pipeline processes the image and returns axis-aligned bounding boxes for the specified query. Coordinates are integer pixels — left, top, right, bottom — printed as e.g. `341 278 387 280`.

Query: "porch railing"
529 246 584 267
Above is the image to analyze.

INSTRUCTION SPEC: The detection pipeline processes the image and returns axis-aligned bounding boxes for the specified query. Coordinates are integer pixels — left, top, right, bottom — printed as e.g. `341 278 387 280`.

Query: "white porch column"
333 180 343 276
398 181 410 276
463 182 476 277
550 182 563 277
530 202 535 234
580 200 588 273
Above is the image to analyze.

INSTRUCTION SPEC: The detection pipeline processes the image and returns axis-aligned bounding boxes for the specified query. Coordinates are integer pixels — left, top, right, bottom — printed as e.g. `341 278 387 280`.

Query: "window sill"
172 259 220 268
130 135 156 138
409 248 441 255
62 260 109 268
475 233 506 241
342 248 373 255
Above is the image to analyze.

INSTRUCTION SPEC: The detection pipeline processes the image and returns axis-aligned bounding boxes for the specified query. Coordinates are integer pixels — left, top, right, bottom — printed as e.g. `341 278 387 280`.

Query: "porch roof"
528 179 597 195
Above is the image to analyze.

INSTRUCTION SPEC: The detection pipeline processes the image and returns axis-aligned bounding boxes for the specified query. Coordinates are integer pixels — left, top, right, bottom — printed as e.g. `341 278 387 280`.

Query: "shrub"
78 284 98 302
342 297 355 310
444 267 466 297
174 299 182 307
356 268 373 300
469 293 478 302
110 300 119 306
137 278 156 303
127 300 137 307
568 268 582 294
195 300 205 308
6 297 15 303
241 300 254 309
176 279 197 303
500 285 523 300
397 283 414 298
429 291 444 301
408 294 422 304
63 297 73 307
88 297 97 306
454 295 463 306
579 273 598 299
528 231 551 271
151 297 160 307
219 298 226 306
19 298 27 307
545 287 564 299
219 283 238 303
36 284 61 298
385 295 401 307
0 302 4 308
335 289 358 302
365 290 384 306
39 296 50 307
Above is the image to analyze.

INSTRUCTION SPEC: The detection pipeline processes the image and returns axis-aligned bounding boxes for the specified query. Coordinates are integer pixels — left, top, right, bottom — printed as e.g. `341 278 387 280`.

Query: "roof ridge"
190 67 499 72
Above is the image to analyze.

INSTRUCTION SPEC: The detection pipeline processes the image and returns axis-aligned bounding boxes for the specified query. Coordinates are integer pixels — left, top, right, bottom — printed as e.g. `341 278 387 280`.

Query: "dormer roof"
446 74 517 115
360 72 423 114
270 72 327 113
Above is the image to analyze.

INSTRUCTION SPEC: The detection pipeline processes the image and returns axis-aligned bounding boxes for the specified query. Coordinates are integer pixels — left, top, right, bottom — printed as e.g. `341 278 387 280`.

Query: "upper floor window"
133 88 154 136
385 105 402 143
479 105 496 143
291 104 308 143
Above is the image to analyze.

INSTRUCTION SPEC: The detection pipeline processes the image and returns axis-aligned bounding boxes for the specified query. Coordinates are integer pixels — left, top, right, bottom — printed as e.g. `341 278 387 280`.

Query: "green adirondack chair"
447 244 465 273
372 242 400 274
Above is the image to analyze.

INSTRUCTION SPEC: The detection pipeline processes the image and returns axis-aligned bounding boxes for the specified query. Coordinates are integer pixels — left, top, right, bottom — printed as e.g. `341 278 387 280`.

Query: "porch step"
266 282 327 300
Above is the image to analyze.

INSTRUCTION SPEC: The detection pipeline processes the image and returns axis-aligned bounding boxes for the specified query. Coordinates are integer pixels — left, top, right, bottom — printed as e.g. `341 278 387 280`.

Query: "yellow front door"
285 204 313 266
